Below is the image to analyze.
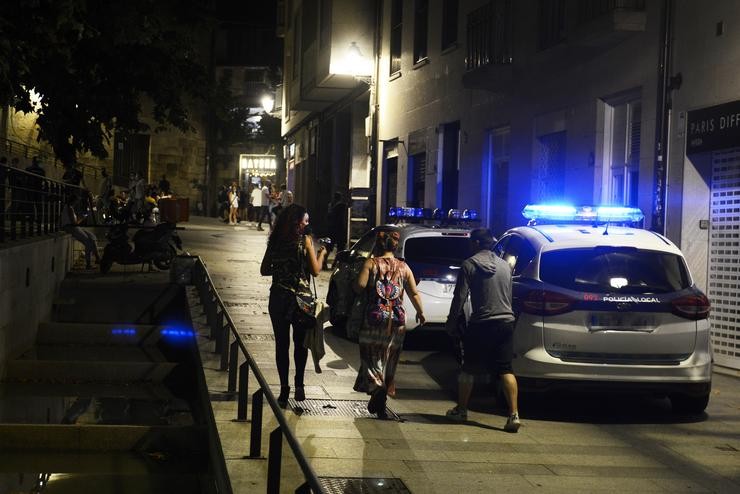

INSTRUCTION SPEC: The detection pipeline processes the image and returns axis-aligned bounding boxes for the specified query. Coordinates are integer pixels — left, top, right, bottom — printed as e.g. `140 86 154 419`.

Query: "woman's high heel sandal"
277 386 290 408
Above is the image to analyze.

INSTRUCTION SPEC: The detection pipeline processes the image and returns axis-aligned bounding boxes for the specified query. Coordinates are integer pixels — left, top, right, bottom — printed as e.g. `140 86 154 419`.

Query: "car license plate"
589 313 654 332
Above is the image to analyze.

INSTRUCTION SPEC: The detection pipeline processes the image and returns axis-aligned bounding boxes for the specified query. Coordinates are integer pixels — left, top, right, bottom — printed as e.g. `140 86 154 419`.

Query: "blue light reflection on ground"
160 326 196 339
111 328 137 335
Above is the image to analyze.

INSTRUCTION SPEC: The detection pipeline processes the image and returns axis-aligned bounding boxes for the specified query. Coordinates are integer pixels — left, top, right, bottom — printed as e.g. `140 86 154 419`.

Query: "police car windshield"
403 237 471 265
540 247 691 294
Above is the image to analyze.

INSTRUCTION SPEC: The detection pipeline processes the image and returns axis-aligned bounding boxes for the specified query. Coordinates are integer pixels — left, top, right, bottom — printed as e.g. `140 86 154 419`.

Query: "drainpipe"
651 0 674 235
369 0 382 227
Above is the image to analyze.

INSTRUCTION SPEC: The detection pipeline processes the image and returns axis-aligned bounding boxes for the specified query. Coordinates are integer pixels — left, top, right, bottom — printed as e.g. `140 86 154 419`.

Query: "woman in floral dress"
353 229 425 418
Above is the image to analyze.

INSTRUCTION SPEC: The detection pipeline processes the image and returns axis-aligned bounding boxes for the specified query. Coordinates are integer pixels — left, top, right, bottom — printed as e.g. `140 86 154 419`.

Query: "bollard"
237 362 249 421
249 389 264 458
267 426 283 494
228 341 239 393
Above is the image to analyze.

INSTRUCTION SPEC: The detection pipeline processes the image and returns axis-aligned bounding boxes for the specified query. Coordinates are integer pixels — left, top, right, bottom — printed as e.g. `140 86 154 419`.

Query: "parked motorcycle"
100 222 182 273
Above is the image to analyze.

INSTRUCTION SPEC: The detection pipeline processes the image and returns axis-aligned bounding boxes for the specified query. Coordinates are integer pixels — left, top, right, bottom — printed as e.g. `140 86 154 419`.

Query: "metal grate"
288 399 401 420
709 148 740 370
319 477 411 494
241 333 275 341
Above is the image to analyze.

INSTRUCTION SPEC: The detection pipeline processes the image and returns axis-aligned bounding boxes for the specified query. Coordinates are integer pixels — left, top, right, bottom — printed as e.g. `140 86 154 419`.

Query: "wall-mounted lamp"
329 41 373 83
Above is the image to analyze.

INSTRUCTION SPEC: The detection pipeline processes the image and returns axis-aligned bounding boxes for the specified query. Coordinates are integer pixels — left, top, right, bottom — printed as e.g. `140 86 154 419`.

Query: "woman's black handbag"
294 250 319 326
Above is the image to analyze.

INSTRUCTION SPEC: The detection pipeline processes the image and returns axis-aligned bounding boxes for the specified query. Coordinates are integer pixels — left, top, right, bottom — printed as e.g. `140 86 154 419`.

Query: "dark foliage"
0 0 215 164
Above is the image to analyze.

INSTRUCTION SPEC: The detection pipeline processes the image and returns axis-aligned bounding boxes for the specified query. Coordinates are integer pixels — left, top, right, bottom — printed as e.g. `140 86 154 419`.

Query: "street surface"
181 216 740 494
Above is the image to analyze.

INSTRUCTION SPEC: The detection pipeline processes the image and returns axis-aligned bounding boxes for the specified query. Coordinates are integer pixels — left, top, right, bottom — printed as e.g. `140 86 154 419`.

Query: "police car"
496 205 712 413
326 207 476 340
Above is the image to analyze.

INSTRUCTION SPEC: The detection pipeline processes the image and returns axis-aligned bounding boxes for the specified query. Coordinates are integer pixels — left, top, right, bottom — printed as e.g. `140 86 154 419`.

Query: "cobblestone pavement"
180 216 740 494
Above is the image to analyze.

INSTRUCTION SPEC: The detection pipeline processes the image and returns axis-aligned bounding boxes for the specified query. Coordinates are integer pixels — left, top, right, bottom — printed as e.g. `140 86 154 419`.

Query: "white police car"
326 208 476 339
496 205 712 413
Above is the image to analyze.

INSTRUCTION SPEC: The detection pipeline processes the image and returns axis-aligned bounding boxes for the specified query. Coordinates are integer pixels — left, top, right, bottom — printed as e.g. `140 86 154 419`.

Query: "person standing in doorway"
260 204 328 407
257 180 271 231
444 228 520 432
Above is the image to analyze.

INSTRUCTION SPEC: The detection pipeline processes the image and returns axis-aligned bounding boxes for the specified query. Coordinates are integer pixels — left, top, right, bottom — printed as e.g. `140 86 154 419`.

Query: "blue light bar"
522 204 644 224
522 204 578 222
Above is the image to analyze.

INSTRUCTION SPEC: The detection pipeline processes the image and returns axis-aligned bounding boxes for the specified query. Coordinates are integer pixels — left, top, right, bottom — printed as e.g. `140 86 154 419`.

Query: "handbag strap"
299 235 318 299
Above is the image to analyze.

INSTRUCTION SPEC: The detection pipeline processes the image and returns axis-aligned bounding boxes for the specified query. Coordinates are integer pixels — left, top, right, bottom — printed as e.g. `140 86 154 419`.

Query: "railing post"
295 482 312 494
215 309 224 346
220 324 230 371
0 166 5 243
228 341 239 393
237 362 249 421
249 389 264 458
267 426 283 494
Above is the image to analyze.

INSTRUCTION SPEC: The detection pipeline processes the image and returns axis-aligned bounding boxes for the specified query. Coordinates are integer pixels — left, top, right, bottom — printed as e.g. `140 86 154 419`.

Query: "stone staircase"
0 273 226 493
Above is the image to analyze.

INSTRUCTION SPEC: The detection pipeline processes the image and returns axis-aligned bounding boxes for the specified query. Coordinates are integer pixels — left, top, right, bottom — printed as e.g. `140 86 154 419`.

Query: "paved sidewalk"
181 217 740 494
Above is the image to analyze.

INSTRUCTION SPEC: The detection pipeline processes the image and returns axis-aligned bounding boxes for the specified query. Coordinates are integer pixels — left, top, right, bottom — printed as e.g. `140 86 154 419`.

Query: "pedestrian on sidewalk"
61 195 100 269
227 182 239 225
260 204 328 407
444 228 521 432
256 180 271 231
352 229 425 418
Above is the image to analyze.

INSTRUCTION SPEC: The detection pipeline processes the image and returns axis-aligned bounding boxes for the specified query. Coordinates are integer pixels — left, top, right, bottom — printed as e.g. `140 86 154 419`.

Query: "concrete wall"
0 235 72 378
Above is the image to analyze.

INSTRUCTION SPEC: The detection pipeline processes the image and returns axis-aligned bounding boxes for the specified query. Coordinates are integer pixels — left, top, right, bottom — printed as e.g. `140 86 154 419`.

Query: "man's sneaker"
445 406 468 421
504 412 521 433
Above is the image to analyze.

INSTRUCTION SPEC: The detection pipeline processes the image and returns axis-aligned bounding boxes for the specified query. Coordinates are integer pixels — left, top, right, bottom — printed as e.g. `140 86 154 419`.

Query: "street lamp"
261 94 274 114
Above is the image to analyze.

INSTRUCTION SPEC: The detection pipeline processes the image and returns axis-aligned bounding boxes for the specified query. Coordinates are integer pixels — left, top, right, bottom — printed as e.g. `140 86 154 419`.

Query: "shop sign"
687 100 740 154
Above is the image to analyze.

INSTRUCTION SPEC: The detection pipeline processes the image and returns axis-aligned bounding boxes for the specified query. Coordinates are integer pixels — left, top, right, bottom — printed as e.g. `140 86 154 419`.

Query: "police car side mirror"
335 250 351 263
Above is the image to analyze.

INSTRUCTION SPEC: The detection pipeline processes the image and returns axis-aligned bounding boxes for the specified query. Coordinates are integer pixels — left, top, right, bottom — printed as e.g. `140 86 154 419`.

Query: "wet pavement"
183 216 740 494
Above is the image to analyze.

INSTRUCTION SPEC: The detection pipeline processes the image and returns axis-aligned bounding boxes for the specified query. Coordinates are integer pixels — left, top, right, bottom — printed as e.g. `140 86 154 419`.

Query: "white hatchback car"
495 206 712 413
327 222 472 339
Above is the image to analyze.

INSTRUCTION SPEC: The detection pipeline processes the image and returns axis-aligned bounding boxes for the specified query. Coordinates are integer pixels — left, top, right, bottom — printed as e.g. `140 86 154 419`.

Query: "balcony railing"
577 0 646 25
2 137 104 180
466 0 513 71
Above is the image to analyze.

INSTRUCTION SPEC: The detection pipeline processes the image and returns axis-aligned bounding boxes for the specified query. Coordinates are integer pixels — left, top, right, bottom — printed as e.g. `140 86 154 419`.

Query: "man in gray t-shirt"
445 228 521 432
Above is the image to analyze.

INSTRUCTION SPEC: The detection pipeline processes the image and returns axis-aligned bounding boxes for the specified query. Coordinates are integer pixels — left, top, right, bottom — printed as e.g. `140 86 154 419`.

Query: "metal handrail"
1 163 89 243
188 255 325 494
1 137 104 179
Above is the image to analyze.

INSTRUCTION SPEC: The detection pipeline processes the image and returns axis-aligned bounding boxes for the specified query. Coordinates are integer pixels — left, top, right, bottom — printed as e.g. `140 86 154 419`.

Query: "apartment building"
281 0 740 369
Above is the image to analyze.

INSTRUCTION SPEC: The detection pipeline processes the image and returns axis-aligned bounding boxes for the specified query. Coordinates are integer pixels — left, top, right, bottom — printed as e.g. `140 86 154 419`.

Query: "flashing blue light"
522 204 644 224
462 209 479 220
448 209 461 219
387 207 398 218
595 206 644 223
111 328 137 336
522 204 578 221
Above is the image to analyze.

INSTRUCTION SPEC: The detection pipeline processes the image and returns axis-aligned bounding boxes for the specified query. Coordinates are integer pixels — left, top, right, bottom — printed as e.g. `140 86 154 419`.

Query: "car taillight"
521 290 575 315
671 293 710 320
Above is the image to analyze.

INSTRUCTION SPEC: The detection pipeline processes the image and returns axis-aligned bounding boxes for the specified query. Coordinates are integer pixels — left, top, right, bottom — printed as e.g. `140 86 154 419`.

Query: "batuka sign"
686 100 740 154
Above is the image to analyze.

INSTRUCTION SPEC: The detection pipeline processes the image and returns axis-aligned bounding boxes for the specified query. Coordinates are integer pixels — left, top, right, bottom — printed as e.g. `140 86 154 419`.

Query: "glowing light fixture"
261 94 274 113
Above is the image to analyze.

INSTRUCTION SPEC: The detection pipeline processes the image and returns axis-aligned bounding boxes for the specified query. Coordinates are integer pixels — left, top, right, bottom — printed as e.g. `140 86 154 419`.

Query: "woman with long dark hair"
353 229 425 418
260 204 328 407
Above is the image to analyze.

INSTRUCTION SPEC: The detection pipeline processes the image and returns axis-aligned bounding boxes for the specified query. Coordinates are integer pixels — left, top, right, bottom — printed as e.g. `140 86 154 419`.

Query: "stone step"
37 322 165 346
0 451 206 475
17 345 168 363
0 423 207 452
0 394 193 426
4 360 178 384
0 382 176 401
1 472 207 494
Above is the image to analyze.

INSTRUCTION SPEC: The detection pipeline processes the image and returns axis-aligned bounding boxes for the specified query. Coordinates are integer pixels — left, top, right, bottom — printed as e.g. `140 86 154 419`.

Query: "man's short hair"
470 228 494 248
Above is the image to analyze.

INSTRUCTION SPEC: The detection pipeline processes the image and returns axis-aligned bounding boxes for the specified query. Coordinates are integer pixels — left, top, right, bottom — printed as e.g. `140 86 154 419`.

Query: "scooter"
100 222 182 273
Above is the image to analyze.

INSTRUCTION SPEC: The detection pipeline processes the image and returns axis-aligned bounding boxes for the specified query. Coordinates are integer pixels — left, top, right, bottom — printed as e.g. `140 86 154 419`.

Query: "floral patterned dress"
354 256 412 398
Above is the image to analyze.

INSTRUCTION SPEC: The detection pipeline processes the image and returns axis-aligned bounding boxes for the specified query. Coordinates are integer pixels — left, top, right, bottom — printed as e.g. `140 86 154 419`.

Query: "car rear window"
403 236 471 265
540 247 691 294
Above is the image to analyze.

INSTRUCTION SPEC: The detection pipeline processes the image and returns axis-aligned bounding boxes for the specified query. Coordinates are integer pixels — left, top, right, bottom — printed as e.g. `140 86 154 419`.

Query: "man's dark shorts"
462 319 515 375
